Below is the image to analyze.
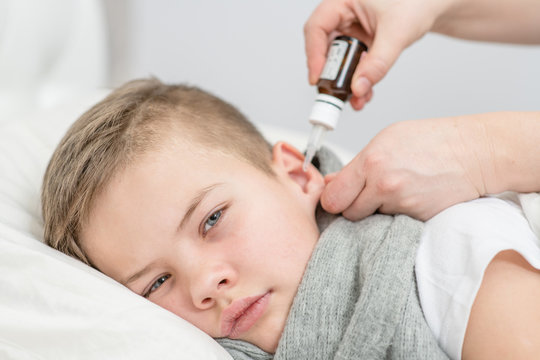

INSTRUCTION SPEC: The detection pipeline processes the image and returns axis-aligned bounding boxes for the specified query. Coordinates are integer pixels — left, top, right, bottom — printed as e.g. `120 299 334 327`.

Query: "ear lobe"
271 142 324 199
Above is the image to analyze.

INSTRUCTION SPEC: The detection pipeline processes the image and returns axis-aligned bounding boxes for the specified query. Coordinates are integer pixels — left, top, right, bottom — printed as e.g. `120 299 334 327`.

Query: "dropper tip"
302 158 310 172
303 145 316 172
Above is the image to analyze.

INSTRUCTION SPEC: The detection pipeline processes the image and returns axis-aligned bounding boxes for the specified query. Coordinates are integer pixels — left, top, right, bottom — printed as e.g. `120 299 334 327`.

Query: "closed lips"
220 291 271 338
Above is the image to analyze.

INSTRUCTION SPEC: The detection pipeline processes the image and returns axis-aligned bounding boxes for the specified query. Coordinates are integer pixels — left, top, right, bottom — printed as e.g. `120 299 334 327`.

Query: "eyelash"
142 206 227 298
201 206 226 237
143 274 171 298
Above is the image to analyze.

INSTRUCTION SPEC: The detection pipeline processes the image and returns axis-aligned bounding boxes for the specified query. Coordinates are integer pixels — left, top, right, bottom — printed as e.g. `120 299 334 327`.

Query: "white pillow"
0 90 353 360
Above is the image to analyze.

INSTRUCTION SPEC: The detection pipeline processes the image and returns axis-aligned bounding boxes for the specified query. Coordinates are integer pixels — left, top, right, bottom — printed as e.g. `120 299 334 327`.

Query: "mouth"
220 291 271 338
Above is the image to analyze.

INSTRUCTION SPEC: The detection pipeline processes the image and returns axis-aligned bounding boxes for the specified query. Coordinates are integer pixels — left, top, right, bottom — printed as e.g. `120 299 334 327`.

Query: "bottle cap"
309 93 344 130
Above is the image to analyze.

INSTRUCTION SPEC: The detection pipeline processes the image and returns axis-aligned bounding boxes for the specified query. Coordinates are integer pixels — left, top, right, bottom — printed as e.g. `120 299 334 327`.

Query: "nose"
190 264 236 310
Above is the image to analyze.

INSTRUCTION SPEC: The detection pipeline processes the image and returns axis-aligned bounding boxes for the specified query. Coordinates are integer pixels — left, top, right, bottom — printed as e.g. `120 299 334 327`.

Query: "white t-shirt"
415 196 540 360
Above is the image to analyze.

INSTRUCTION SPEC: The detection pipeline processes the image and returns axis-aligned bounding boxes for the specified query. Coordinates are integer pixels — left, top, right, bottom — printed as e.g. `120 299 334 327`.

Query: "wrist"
458 112 523 196
478 112 536 194
451 115 494 197
431 0 470 36
440 112 540 197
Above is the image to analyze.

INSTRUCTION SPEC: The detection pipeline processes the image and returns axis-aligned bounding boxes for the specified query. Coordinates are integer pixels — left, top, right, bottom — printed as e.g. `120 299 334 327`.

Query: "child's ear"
271 142 324 203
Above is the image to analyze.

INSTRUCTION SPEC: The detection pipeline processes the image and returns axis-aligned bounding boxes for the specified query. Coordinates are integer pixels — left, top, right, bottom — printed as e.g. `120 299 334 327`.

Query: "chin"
248 313 285 354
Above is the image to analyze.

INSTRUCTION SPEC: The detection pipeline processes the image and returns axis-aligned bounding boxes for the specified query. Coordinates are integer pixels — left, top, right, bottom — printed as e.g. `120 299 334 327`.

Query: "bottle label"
320 40 349 81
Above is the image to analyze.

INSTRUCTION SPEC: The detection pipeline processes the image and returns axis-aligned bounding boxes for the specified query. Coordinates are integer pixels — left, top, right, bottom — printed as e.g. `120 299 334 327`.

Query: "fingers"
341 185 382 221
324 172 338 184
304 2 344 85
349 87 373 110
305 0 419 110
320 155 366 214
351 18 411 98
321 161 383 220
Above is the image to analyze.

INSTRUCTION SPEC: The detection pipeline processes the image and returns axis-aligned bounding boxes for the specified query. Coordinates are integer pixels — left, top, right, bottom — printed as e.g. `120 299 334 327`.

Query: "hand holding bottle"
304 0 449 110
304 0 540 110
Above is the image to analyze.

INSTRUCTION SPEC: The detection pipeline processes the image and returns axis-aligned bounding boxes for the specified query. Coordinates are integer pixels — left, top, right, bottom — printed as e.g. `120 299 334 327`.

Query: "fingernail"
354 77 371 97
324 172 337 184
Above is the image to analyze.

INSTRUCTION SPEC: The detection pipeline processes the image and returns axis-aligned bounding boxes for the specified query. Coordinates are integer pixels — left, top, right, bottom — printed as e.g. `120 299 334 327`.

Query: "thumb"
320 158 366 214
324 172 338 184
351 19 410 98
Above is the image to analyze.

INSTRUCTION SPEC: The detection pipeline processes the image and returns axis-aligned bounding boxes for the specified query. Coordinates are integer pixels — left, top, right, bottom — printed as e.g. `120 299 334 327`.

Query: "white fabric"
518 193 540 238
495 191 540 240
416 197 540 360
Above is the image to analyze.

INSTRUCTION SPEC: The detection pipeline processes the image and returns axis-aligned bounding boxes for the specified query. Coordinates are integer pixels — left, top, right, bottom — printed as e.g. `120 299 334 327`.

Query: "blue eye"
203 209 222 235
144 274 171 298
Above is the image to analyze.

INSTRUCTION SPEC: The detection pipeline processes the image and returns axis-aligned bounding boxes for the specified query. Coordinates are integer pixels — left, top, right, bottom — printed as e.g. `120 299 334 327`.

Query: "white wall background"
105 0 540 154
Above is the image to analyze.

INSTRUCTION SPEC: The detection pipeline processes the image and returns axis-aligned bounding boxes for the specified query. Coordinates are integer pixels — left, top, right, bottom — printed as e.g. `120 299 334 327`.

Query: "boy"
42 78 540 359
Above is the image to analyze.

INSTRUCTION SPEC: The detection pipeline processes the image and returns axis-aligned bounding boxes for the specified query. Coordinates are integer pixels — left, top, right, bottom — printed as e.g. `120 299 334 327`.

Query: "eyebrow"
177 182 223 232
119 183 223 288
120 260 159 287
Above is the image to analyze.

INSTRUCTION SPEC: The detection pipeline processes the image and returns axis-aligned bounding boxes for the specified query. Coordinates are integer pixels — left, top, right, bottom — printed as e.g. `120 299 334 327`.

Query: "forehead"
93 138 249 218
86 126 275 229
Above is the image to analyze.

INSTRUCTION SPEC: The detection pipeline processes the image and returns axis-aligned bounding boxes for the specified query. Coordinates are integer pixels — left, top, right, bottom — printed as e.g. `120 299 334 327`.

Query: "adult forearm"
459 111 540 196
434 0 540 44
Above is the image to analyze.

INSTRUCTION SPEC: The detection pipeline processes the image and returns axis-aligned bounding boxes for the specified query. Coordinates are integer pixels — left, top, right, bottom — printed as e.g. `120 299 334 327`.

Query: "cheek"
236 215 315 273
223 194 318 273
154 289 220 336
153 287 191 317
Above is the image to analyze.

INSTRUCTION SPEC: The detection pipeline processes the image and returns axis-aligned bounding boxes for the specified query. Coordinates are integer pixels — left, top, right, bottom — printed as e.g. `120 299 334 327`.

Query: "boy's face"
81 138 324 353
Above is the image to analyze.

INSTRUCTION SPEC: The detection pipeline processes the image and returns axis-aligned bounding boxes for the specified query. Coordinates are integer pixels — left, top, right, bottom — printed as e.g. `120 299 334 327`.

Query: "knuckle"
376 176 401 195
362 151 385 172
397 196 418 212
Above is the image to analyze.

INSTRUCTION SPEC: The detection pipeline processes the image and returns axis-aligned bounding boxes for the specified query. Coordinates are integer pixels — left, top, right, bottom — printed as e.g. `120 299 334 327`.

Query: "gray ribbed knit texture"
218 148 450 360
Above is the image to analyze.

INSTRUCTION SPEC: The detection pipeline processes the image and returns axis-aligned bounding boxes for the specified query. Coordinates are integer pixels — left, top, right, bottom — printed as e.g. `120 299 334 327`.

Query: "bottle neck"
309 94 344 130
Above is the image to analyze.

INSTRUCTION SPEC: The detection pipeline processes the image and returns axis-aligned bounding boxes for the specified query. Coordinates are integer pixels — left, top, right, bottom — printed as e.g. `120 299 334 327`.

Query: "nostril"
202 297 212 306
218 279 228 288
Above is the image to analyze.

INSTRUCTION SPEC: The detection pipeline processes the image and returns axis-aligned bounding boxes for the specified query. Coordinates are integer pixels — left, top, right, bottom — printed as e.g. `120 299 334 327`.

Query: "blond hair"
42 78 272 265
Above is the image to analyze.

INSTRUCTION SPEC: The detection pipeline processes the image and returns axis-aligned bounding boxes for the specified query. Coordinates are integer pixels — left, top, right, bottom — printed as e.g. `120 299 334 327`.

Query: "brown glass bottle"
303 36 367 170
317 36 368 102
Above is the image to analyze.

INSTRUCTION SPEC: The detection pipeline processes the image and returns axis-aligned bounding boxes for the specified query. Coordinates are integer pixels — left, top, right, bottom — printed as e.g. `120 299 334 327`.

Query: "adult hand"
304 0 451 110
320 117 488 221
305 0 540 112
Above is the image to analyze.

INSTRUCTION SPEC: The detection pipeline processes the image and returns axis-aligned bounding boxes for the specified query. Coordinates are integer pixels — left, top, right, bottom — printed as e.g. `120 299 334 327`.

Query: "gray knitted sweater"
218 149 450 360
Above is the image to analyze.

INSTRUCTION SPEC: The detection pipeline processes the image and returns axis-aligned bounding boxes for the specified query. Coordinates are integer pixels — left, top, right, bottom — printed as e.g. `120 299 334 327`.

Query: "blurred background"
2 0 540 154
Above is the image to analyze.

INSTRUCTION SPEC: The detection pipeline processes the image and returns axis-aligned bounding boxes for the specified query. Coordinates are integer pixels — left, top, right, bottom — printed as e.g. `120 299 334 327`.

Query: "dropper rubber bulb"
303 124 327 171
